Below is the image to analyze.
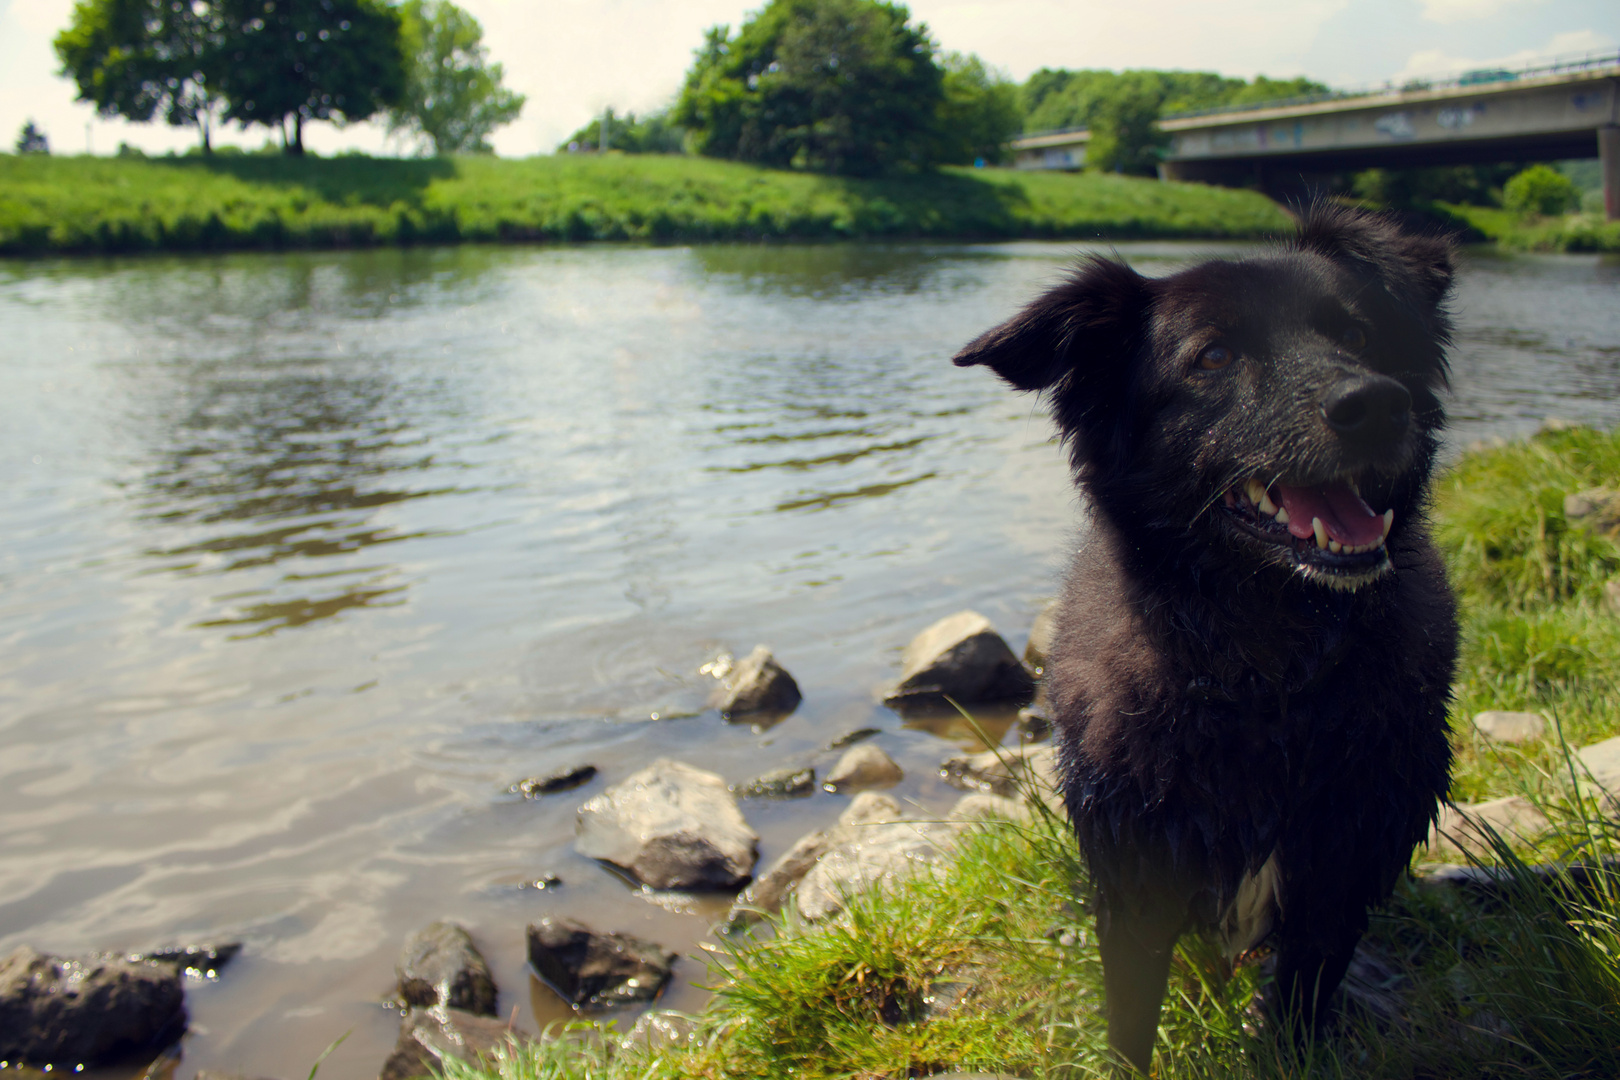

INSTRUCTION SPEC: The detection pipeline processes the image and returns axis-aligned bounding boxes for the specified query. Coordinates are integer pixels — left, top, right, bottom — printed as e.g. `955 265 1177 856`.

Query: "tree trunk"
291 112 305 155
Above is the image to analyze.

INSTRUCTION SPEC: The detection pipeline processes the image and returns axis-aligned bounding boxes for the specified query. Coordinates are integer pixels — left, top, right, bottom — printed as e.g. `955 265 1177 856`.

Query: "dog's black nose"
1321 375 1411 447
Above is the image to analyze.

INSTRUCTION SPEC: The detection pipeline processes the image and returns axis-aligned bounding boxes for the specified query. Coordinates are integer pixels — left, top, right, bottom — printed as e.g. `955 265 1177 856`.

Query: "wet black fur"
954 206 1459 1071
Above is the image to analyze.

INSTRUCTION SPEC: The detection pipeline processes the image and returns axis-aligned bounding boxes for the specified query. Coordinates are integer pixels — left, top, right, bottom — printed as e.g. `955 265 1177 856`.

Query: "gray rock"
509 765 597 798
1578 735 1620 800
724 794 907 929
395 922 496 1016
575 758 758 890
1016 703 1051 741
823 744 903 792
379 1007 521 1080
1471 710 1546 744
796 815 961 921
1566 487 1620 533
827 727 881 750
1023 602 1058 675
940 744 1058 799
0 946 186 1066
884 611 1034 705
526 918 676 1009
949 793 1030 824
707 646 802 718
1426 796 1550 858
618 1011 696 1052
735 766 815 798
125 943 240 979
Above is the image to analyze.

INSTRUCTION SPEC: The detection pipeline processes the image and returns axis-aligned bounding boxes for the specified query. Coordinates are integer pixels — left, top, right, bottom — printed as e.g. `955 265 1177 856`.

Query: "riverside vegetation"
431 424 1620 1079
0 153 1290 255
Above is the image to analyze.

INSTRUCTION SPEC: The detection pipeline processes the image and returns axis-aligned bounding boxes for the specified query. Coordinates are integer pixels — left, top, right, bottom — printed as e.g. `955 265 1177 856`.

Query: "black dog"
954 205 1458 1073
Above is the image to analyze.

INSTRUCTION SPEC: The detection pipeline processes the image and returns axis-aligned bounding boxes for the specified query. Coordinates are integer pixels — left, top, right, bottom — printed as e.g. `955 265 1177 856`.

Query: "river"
1 240 1617 1079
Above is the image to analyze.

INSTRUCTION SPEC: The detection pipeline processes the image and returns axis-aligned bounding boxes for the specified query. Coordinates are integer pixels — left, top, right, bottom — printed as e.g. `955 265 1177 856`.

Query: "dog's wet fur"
954 205 1459 1073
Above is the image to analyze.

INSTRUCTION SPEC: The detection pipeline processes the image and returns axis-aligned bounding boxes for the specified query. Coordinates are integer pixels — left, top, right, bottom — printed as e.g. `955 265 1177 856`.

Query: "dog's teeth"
1258 490 1279 516
1245 479 1267 507
1348 478 1361 496
1329 539 1343 554
1382 509 1395 538
1312 517 1329 549
1274 506 1289 525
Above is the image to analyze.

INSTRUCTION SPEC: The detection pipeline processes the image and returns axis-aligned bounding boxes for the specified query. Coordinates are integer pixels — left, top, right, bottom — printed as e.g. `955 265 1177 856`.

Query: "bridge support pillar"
1602 125 1620 222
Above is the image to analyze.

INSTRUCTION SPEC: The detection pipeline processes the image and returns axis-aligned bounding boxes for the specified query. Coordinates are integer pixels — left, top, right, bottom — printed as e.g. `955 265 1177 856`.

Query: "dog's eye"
1340 325 1368 349
1196 344 1234 371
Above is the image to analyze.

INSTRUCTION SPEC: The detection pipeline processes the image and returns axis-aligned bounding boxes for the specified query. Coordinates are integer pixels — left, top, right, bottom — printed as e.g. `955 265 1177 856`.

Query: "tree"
386 0 524 155
54 0 225 151
213 0 406 154
559 108 685 154
15 120 50 155
934 52 1019 165
1503 164 1581 217
673 0 944 177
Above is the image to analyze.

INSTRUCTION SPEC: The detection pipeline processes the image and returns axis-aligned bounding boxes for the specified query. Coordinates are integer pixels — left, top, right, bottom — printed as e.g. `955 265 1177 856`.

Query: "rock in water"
1023 602 1058 675
823 744 903 792
395 922 497 1016
575 759 759 890
526 918 676 1008
0 946 186 1066
1471 710 1546 744
884 611 1033 705
509 765 597 797
735 766 815 798
707 646 802 718
940 744 1058 799
379 1008 521 1080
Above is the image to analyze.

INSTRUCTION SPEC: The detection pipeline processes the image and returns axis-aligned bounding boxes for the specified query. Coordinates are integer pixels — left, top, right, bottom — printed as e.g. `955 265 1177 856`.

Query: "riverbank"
1436 201 1620 253
439 423 1620 1080
0 154 1291 255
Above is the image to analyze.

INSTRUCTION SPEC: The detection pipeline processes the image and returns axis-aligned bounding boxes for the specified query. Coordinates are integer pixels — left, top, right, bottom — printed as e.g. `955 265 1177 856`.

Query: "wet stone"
884 611 1033 705
735 766 815 798
0 946 186 1067
126 943 241 979
526 918 676 1009
379 1007 521 1080
706 645 802 719
827 727 881 750
940 744 1058 799
1023 602 1058 675
509 765 597 798
824 744 903 792
574 758 758 891
395 921 496 1016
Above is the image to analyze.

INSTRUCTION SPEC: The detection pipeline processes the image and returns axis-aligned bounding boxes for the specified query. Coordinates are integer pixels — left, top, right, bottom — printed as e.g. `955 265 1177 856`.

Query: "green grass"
1435 201 1620 254
430 427 1620 1079
0 152 1292 255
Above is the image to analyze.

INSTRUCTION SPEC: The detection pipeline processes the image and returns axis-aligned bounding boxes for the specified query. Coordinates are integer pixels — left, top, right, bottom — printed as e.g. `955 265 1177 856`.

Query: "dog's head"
955 204 1455 591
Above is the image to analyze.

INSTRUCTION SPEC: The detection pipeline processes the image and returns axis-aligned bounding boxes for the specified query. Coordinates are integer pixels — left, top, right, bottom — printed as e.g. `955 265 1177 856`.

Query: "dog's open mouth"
1221 476 1394 582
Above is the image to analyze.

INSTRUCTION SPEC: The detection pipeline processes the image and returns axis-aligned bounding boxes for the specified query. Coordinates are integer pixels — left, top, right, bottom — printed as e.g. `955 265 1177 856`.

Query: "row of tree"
560 0 1327 177
53 0 523 155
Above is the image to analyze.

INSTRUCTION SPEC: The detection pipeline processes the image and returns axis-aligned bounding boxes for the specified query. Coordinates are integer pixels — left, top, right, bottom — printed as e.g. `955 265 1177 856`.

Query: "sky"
1 0 1615 158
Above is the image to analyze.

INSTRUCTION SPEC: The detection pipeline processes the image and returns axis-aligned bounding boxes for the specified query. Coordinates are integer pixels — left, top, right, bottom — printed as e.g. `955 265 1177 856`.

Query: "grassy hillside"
1436 201 1620 253
0 152 1292 254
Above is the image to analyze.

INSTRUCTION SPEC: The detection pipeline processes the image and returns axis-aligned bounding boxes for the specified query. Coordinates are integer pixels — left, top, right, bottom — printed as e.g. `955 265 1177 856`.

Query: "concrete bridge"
1009 52 1620 218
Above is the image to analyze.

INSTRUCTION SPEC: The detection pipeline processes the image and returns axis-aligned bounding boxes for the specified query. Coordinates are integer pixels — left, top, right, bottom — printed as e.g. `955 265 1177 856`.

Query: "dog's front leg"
1096 892 1185 1076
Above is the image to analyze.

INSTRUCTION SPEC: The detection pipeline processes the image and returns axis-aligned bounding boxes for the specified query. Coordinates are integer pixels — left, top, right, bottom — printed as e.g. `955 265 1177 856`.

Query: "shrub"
1503 164 1580 218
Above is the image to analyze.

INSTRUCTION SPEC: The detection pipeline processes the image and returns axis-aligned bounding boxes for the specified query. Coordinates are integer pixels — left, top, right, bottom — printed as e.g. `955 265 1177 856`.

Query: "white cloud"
1418 0 1544 26
1394 27 1616 82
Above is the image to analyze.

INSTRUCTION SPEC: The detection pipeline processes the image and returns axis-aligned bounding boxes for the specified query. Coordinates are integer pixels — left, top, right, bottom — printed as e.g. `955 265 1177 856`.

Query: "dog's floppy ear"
952 255 1150 395
1296 203 1455 318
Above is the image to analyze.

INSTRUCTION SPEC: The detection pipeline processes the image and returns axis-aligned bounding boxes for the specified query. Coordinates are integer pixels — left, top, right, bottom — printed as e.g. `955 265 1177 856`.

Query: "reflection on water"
0 241 1616 1080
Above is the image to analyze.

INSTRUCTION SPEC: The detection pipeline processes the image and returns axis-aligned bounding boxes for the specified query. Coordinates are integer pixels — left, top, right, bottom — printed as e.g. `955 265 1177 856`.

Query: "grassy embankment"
0 152 1291 255
1435 201 1620 254
436 426 1620 1079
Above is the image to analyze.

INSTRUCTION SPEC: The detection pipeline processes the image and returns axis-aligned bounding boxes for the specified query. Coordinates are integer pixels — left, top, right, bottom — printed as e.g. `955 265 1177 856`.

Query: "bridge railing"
1160 49 1620 122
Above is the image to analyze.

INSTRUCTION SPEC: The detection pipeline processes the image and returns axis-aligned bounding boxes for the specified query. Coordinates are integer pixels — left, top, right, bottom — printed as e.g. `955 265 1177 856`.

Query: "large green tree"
674 0 944 177
213 0 406 154
386 0 524 156
54 0 225 151
934 52 1019 165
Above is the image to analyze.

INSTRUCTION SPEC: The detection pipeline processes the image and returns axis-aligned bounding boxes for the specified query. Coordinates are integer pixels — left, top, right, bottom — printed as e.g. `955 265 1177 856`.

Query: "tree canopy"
559 108 686 155
213 0 406 154
674 0 945 177
387 0 524 156
15 121 50 155
54 0 223 150
935 52 1020 166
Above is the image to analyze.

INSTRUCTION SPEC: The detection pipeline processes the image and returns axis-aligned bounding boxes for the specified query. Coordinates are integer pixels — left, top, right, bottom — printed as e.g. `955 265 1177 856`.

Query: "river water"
1 240 1617 1079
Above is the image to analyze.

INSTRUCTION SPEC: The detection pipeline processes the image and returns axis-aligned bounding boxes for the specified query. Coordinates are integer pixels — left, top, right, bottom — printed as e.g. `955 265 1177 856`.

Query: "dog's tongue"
1274 481 1384 546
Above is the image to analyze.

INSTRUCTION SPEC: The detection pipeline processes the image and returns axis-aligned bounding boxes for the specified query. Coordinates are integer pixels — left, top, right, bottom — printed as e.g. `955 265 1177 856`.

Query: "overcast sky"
1 0 1615 158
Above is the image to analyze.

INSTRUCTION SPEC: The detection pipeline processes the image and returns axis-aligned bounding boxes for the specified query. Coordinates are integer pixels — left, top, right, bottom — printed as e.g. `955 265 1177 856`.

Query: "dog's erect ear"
1295 203 1455 316
952 256 1150 393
